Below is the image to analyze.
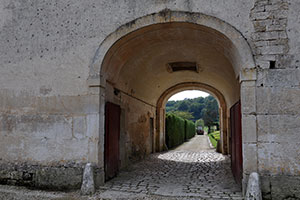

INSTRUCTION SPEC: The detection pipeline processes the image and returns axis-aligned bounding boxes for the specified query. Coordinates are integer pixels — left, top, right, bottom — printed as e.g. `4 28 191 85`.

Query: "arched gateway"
88 10 257 189
2 1 300 198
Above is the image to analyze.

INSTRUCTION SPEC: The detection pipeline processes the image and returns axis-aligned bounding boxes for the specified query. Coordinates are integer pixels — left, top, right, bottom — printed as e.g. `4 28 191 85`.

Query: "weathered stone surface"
261 175 300 200
81 163 95 195
243 143 258 174
241 81 256 114
242 114 257 143
0 91 100 115
257 114 300 143
0 162 84 190
258 142 300 175
256 69 300 87
35 167 83 190
256 87 300 115
245 172 262 200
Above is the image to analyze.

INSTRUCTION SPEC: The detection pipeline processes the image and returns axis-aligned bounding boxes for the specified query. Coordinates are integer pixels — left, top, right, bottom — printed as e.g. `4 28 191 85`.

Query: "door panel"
105 102 121 181
230 101 242 186
150 117 154 153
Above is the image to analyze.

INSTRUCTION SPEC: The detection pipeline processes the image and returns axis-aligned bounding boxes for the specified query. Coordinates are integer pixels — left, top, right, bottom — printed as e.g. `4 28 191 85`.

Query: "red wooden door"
230 101 243 186
105 102 120 181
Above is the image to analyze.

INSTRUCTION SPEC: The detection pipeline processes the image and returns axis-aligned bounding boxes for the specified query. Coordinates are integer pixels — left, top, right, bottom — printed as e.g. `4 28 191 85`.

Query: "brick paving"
98 135 244 200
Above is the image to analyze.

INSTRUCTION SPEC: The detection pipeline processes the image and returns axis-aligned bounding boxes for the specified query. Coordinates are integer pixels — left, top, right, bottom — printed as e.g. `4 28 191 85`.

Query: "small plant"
208 131 220 148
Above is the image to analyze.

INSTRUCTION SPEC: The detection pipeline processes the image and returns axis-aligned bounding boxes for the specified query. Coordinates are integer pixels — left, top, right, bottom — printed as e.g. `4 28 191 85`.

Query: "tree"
189 102 204 121
177 101 189 111
201 98 219 133
165 95 219 124
168 111 194 121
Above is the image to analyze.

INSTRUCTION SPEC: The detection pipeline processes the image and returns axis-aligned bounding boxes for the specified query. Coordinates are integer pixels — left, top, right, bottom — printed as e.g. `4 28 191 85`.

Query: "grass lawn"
208 131 220 148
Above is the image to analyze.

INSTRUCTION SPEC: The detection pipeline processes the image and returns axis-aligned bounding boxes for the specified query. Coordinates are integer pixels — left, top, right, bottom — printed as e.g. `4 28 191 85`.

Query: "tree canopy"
166 95 219 127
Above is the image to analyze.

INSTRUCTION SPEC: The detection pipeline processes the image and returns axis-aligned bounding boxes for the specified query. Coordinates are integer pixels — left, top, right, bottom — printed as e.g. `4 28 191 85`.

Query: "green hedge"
166 114 195 149
208 131 220 148
208 133 218 148
185 120 195 140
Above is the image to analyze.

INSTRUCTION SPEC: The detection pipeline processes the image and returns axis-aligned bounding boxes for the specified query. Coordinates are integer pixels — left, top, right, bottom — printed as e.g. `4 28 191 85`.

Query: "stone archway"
91 10 257 189
156 82 228 154
88 10 255 80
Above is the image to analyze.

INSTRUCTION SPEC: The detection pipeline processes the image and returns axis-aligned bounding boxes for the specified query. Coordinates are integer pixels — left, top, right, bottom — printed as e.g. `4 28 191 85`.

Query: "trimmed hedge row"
165 114 195 149
208 131 220 148
185 120 195 140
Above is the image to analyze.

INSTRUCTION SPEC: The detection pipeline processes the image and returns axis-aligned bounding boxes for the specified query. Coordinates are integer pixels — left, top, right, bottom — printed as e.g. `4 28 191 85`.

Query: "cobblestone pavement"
98 136 244 200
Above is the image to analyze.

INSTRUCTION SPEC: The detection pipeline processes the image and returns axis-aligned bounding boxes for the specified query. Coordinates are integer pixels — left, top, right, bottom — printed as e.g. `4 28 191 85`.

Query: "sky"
168 90 209 101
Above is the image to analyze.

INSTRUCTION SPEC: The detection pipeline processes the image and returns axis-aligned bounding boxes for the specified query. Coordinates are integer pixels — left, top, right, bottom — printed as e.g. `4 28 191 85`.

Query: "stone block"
260 175 300 200
252 31 287 41
256 60 271 69
276 54 299 69
265 3 289 11
250 12 270 20
35 167 83 190
243 143 258 174
86 114 100 163
256 69 300 87
73 116 87 140
241 81 256 114
257 115 300 143
258 142 300 175
0 162 87 191
256 87 300 114
266 24 286 31
0 91 100 115
242 114 257 143
260 176 271 200
240 69 257 82
94 168 105 187
256 45 286 55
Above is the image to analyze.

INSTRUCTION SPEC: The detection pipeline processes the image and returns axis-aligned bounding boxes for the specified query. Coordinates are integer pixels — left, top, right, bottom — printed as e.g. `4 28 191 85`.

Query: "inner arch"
156 82 228 153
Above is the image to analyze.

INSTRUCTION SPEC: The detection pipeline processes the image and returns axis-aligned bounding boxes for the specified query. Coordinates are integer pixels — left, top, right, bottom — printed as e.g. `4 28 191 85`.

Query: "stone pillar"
240 68 258 193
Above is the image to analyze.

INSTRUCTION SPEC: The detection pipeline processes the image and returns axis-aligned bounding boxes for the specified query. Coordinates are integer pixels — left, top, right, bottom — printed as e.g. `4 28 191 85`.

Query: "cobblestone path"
98 135 244 199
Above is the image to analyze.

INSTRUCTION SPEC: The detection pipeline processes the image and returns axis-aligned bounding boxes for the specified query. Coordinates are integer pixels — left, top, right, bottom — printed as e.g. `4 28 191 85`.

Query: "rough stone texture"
243 144 258 175
80 163 95 195
250 0 300 198
0 162 83 190
261 175 300 200
0 162 104 191
245 172 262 200
250 0 289 70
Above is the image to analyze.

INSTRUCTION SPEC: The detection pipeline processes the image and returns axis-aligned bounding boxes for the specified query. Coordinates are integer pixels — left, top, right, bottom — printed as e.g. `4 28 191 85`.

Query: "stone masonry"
1 0 300 199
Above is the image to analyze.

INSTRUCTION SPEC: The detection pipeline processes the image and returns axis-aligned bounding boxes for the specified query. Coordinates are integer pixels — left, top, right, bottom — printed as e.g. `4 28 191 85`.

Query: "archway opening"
164 90 221 151
98 16 254 191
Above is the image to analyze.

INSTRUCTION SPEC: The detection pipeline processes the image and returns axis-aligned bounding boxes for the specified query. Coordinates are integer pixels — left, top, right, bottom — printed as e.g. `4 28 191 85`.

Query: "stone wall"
249 0 300 199
0 0 300 197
